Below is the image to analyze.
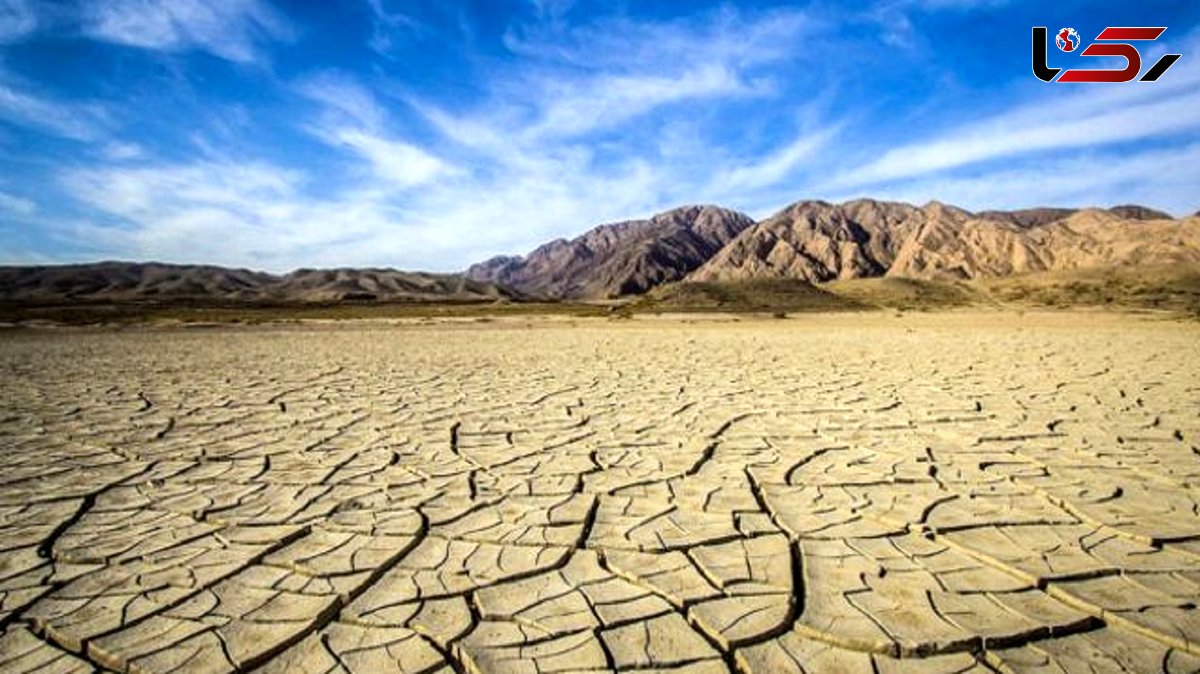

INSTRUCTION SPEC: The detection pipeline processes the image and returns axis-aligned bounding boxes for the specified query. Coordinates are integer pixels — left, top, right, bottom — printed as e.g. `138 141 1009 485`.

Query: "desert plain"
1 311 1199 674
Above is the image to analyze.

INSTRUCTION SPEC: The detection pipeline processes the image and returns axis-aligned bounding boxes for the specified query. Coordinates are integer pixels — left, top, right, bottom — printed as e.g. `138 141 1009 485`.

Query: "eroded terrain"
1 313 1198 673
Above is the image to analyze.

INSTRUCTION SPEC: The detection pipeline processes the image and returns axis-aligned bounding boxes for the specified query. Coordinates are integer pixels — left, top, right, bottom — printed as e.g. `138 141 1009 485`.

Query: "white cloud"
830 32 1200 190
0 0 38 43
841 142 1200 217
0 189 34 215
45 7 830 270
330 128 454 189
364 0 423 56
58 159 423 270
492 6 812 141
528 63 763 138
53 139 681 271
711 126 841 194
840 91 1200 188
81 0 293 63
528 0 574 20
101 141 143 160
41 3 1195 275
505 6 811 70
901 0 1013 9
385 6 825 255
296 74 455 190
35 3 1196 275
0 78 108 141
1 5 840 270
63 160 299 219
865 0 1014 49
296 72 386 130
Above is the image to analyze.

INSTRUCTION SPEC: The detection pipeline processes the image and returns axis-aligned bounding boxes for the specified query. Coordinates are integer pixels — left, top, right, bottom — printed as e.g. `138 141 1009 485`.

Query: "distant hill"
689 200 1200 284
465 205 755 299
4 198 1196 315
640 277 868 313
0 262 513 304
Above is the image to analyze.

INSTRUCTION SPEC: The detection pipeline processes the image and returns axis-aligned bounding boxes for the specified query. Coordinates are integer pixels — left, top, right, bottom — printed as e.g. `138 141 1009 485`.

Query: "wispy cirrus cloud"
1 0 294 62
296 73 456 190
492 6 814 140
528 64 763 138
100 141 143 161
328 128 455 189
55 153 501 270
710 126 843 196
388 6 827 250
43 6 824 271
364 0 423 56
0 76 108 141
0 188 34 215
0 0 39 43
850 141 1200 213
827 30 1200 199
80 0 293 63
3 0 1197 271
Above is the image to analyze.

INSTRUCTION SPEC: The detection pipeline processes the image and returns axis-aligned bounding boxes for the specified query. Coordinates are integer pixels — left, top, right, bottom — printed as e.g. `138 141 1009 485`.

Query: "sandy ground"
1 311 1198 673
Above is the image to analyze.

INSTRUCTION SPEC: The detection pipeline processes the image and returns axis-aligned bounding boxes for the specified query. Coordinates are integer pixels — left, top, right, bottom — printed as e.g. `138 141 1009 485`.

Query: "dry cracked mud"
1 312 1198 673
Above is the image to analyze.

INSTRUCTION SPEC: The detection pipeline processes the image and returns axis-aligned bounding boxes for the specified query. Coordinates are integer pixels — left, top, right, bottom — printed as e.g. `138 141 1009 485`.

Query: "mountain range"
2 198 1198 307
465 205 755 298
0 263 512 304
469 199 1197 299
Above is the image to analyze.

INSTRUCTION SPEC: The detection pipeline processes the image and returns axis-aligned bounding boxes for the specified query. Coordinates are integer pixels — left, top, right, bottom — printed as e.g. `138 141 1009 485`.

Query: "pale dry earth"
1 313 1199 673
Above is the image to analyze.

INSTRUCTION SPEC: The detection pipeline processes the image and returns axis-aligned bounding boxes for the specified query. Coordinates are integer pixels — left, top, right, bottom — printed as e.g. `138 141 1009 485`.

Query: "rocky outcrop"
466 205 755 299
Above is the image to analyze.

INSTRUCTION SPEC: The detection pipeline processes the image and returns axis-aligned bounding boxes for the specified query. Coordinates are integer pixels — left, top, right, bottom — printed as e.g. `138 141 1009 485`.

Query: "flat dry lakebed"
1 313 1198 673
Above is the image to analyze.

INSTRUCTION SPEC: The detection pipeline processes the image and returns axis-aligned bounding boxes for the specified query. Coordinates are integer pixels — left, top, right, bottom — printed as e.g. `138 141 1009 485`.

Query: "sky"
0 0 1198 272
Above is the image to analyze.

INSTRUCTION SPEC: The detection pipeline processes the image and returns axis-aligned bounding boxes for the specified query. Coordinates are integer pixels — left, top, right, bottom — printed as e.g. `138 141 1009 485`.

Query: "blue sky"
0 0 1197 271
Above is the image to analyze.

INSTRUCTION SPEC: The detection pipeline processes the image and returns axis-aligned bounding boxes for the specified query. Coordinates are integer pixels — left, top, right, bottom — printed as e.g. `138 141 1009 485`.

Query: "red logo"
1056 28 1080 52
1033 26 1181 83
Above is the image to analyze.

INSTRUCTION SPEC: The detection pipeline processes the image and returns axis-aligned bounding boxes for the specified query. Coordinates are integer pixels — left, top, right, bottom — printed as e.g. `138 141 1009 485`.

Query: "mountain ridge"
468 199 1196 299
465 204 755 299
689 200 1198 286
0 262 514 304
3 198 1197 307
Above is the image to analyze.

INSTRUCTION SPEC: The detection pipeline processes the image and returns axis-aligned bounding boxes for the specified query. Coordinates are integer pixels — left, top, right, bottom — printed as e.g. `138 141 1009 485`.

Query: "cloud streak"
0 188 34 215
0 1 1195 270
821 30 1200 214
0 0 39 44
80 0 293 63
0 78 108 141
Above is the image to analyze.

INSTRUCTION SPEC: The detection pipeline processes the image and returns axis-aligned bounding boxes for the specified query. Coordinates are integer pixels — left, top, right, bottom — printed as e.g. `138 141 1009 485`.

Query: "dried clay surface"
1 312 1198 673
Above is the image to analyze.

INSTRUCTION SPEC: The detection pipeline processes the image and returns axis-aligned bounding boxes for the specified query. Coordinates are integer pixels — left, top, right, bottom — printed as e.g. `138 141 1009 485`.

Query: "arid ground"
1 312 1199 673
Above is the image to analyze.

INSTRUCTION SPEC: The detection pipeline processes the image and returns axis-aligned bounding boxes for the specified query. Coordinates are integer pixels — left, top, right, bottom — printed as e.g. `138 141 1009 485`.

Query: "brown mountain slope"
465 205 755 299
1026 210 1200 270
886 203 1050 279
272 268 511 302
691 200 1199 283
0 262 512 304
640 278 868 313
887 209 1200 280
689 199 931 283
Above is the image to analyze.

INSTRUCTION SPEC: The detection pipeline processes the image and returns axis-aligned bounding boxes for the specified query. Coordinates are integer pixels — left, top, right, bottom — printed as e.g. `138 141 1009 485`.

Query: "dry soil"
1 312 1198 673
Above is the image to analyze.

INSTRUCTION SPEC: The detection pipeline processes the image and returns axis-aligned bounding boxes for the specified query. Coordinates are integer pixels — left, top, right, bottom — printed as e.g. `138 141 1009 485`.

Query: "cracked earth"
1 313 1199 673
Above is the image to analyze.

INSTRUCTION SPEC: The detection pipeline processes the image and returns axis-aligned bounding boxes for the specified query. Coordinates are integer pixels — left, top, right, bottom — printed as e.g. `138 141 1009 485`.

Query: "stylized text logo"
1033 26 1181 83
